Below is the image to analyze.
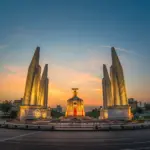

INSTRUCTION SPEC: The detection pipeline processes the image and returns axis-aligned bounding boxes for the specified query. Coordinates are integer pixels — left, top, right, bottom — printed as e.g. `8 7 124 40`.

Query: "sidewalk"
0 119 6 124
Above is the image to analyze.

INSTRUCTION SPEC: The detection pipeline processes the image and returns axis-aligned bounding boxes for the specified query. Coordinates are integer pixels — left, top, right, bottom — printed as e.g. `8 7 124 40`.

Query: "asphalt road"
1 128 150 150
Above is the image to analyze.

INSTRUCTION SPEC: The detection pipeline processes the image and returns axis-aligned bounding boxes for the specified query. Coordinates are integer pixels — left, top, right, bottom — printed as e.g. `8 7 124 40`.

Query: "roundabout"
1 46 149 150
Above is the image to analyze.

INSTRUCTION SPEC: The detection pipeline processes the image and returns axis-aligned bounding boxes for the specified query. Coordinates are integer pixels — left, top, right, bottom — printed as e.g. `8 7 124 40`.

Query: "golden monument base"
19 105 51 121
99 105 132 120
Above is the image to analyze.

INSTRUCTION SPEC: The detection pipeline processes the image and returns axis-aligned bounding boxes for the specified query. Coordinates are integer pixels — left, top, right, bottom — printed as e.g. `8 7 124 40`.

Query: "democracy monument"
65 88 85 117
100 47 132 120
19 46 132 121
19 47 51 120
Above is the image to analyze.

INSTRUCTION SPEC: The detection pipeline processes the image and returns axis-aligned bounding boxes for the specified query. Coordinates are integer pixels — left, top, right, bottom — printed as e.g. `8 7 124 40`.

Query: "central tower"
65 88 85 117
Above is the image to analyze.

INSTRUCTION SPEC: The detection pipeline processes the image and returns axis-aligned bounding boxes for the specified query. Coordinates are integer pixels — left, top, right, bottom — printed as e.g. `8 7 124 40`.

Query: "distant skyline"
0 0 150 108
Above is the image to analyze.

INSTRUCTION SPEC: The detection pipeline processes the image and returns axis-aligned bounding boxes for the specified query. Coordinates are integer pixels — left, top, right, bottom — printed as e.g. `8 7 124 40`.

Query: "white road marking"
121 148 136 150
0 131 41 142
121 147 150 150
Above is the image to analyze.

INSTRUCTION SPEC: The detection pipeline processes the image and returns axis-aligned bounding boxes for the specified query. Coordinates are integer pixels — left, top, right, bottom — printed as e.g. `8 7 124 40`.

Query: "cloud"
0 64 103 107
47 64 102 105
0 67 26 100
0 44 8 49
100 45 147 59
2 65 27 75
101 45 134 53
1 44 149 107
92 88 102 92
50 64 101 86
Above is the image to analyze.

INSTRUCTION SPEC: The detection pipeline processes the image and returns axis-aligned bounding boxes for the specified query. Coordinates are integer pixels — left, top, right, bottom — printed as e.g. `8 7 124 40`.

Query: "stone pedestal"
19 105 51 121
100 105 132 120
99 108 108 119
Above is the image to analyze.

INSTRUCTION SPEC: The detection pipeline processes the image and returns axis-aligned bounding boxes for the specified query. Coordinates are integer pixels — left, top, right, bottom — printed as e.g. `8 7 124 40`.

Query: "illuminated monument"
20 47 51 120
65 88 85 117
100 47 132 120
38 64 49 107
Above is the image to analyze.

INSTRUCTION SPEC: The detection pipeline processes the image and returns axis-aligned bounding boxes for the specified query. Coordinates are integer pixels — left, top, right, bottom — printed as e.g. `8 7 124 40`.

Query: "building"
56 105 62 113
13 98 23 106
12 98 23 111
128 98 137 110
52 105 63 113
137 101 145 109
100 47 132 120
65 88 85 117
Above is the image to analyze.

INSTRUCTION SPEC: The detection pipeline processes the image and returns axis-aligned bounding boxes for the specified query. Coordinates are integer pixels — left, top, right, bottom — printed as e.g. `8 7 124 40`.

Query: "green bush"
10 111 18 119
51 110 64 118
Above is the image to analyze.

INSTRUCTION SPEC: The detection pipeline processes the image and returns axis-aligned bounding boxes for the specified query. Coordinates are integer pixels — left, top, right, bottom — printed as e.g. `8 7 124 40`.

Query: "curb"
0 122 150 131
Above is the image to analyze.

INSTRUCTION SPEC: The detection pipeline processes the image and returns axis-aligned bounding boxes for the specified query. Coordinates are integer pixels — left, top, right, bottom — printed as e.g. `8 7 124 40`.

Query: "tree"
10 111 18 118
86 109 100 118
136 107 143 114
131 108 137 115
51 110 64 118
0 100 12 115
145 104 150 110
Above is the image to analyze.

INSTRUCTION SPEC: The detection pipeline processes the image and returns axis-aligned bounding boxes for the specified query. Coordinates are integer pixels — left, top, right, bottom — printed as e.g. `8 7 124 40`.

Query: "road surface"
0 128 150 150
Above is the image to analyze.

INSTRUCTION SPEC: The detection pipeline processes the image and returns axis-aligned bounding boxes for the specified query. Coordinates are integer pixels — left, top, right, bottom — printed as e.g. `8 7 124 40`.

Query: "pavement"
1 128 150 150
0 119 6 124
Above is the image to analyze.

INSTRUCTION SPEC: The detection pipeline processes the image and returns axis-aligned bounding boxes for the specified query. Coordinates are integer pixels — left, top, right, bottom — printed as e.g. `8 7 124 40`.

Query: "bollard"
5 124 8 128
51 126 54 131
95 125 98 130
121 125 124 130
109 126 112 131
132 126 135 130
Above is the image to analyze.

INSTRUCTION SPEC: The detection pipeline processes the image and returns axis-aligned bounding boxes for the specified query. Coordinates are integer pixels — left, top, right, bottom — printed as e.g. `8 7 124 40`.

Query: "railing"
0 121 150 131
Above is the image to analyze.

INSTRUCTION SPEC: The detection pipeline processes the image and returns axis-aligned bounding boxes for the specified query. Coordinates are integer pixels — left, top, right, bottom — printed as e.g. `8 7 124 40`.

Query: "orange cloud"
47 64 102 107
0 65 27 100
0 64 103 108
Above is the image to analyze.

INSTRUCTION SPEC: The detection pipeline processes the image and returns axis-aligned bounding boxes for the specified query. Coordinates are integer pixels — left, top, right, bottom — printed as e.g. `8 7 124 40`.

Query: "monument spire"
30 65 41 105
23 47 40 105
72 88 78 97
38 64 49 107
102 64 113 108
30 47 40 67
111 47 127 105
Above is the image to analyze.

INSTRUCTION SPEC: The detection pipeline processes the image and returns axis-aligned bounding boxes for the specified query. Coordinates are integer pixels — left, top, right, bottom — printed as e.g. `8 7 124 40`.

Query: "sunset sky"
0 0 150 110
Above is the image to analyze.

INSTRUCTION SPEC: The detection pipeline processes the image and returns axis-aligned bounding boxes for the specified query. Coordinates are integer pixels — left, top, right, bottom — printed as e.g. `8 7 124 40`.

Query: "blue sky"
0 0 150 108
